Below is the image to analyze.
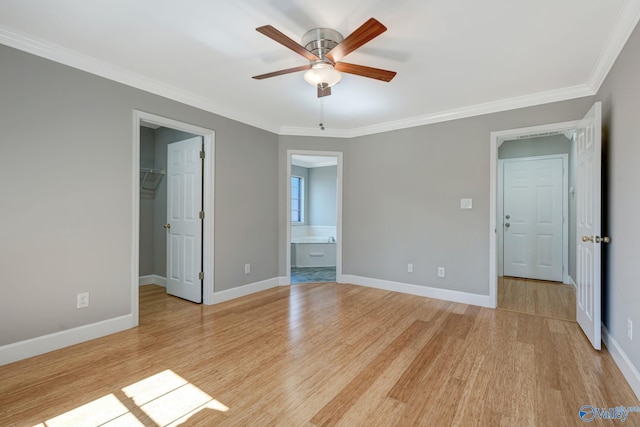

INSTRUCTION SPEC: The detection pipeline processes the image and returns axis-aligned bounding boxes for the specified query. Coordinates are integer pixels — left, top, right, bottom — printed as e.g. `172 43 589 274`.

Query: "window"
291 176 304 223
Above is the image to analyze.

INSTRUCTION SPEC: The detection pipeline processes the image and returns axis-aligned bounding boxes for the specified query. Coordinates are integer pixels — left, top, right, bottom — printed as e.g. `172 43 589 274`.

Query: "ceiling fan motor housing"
302 28 343 64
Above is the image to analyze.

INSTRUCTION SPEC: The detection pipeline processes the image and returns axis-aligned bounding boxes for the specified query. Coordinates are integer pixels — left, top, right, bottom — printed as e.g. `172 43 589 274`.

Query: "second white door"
503 157 564 281
166 136 203 303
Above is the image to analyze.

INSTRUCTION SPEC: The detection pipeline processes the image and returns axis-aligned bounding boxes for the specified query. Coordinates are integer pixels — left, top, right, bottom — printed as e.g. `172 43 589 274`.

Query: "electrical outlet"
244 264 251 274
628 318 633 340
407 263 413 273
77 292 89 309
437 267 445 278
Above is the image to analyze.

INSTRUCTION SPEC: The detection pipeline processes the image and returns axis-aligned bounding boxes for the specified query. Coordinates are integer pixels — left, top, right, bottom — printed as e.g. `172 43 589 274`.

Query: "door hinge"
199 271 204 281
199 211 205 219
200 150 205 159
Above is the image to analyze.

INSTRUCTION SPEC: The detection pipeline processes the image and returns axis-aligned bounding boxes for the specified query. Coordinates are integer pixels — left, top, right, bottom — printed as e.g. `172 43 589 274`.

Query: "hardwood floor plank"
499 276 576 321
0 284 637 427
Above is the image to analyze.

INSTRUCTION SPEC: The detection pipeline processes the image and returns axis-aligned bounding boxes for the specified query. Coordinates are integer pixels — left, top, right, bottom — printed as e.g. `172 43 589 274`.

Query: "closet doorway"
134 111 215 309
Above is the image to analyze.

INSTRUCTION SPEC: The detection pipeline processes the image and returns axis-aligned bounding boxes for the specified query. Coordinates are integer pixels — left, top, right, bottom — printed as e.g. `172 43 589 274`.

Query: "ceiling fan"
252 18 397 98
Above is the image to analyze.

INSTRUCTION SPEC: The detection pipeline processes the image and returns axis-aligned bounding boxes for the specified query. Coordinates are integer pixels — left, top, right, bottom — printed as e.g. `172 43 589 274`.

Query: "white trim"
588 0 640 92
133 111 216 307
490 120 581 309
0 315 135 367
602 325 640 401
139 275 167 287
498 154 570 284
342 275 493 308
281 85 593 138
278 276 290 286
211 277 280 304
286 150 343 286
569 275 577 288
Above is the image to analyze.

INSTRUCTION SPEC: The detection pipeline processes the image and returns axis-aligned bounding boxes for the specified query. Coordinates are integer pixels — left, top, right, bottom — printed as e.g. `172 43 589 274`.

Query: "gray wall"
498 134 571 159
0 44 278 345
596 21 640 376
277 99 595 292
308 166 337 226
139 127 156 276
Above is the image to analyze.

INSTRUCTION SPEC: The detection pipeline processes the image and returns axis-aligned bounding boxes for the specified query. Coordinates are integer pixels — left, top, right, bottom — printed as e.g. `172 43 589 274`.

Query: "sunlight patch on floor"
34 369 228 427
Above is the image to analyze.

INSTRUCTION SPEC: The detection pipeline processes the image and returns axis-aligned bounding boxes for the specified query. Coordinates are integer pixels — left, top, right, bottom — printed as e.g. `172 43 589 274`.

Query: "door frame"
498 154 569 283
133 111 215 319
286 150 343 285
489 120 578 308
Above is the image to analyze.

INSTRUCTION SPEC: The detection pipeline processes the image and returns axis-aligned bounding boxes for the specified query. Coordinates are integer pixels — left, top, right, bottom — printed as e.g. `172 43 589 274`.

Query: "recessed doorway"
286 150 343 285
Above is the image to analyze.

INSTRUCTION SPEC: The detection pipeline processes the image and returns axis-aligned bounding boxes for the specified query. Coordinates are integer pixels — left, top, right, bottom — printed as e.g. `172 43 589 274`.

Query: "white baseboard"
139 275 166 287
0 314 136 367
341 275 493 308
279 276 289 286
602 325 640 401
211 277 281 304
569 276 577 288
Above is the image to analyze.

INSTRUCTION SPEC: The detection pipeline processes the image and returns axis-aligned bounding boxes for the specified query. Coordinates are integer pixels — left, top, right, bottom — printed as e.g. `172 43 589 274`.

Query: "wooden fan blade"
252 65 311 80
334 62 397 82
256 25 319 61
326 18 387 63
318 86 332 98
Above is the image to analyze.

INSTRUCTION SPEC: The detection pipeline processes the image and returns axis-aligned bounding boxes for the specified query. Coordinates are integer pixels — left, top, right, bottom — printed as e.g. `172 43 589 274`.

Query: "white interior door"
576 102 603 350
503 157 564 281
166 137 203 303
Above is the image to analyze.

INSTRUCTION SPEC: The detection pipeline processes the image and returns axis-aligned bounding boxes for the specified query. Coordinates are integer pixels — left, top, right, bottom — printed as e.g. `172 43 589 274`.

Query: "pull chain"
319 100 325 131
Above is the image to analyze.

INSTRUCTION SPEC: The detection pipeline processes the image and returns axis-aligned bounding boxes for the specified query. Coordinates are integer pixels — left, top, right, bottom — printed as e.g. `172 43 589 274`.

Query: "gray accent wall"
596 21 640 376
139 127 156 276
498 134 571 159
0 44 278 346
308 166 337 226
277 98 595 290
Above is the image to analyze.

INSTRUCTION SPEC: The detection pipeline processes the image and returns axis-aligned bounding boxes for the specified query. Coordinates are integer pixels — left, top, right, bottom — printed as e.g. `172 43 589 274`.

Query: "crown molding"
3 0 640 141
0 26 280 135
588 0 640 91
281 84 594 138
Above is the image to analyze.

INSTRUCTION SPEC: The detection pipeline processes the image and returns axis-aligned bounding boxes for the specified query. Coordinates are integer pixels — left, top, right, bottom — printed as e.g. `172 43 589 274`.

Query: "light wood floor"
498 276 576 321
1 284 637 426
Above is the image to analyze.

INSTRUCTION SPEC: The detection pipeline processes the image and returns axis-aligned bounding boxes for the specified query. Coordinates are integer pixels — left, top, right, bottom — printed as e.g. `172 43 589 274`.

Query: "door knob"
504 223 510 228
505 215 510 219
582 235 611 243
163 223 171 229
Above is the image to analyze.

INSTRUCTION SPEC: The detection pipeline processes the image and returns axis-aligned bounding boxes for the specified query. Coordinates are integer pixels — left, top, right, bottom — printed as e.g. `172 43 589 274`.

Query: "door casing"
286 150 343 285
490 120 579 308
133 111 215 324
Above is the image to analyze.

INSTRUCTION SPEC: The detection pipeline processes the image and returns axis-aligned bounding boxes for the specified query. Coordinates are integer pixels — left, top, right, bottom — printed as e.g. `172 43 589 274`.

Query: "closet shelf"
140 168 165 191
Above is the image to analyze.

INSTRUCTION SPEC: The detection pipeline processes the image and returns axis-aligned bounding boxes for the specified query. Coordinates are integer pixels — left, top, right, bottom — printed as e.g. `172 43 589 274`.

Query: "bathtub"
291 236 336 267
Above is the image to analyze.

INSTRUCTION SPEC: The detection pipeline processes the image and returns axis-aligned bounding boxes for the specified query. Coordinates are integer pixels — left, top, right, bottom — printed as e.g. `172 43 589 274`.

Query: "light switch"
460 198 473 209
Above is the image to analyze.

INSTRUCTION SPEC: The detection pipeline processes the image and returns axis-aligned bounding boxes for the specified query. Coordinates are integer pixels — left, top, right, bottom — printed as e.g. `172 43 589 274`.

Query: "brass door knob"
582 235 594 242
163 223 171 229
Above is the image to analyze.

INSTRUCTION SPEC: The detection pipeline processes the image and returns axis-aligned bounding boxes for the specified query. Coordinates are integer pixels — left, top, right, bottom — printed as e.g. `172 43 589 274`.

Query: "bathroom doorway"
286 150 343 284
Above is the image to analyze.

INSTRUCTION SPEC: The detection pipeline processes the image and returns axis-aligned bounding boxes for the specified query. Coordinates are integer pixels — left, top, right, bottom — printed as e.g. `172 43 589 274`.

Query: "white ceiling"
1 0 639 137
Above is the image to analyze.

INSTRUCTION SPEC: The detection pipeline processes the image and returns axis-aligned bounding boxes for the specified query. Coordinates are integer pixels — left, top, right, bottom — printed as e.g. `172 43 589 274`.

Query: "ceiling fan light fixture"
303 63 342 88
